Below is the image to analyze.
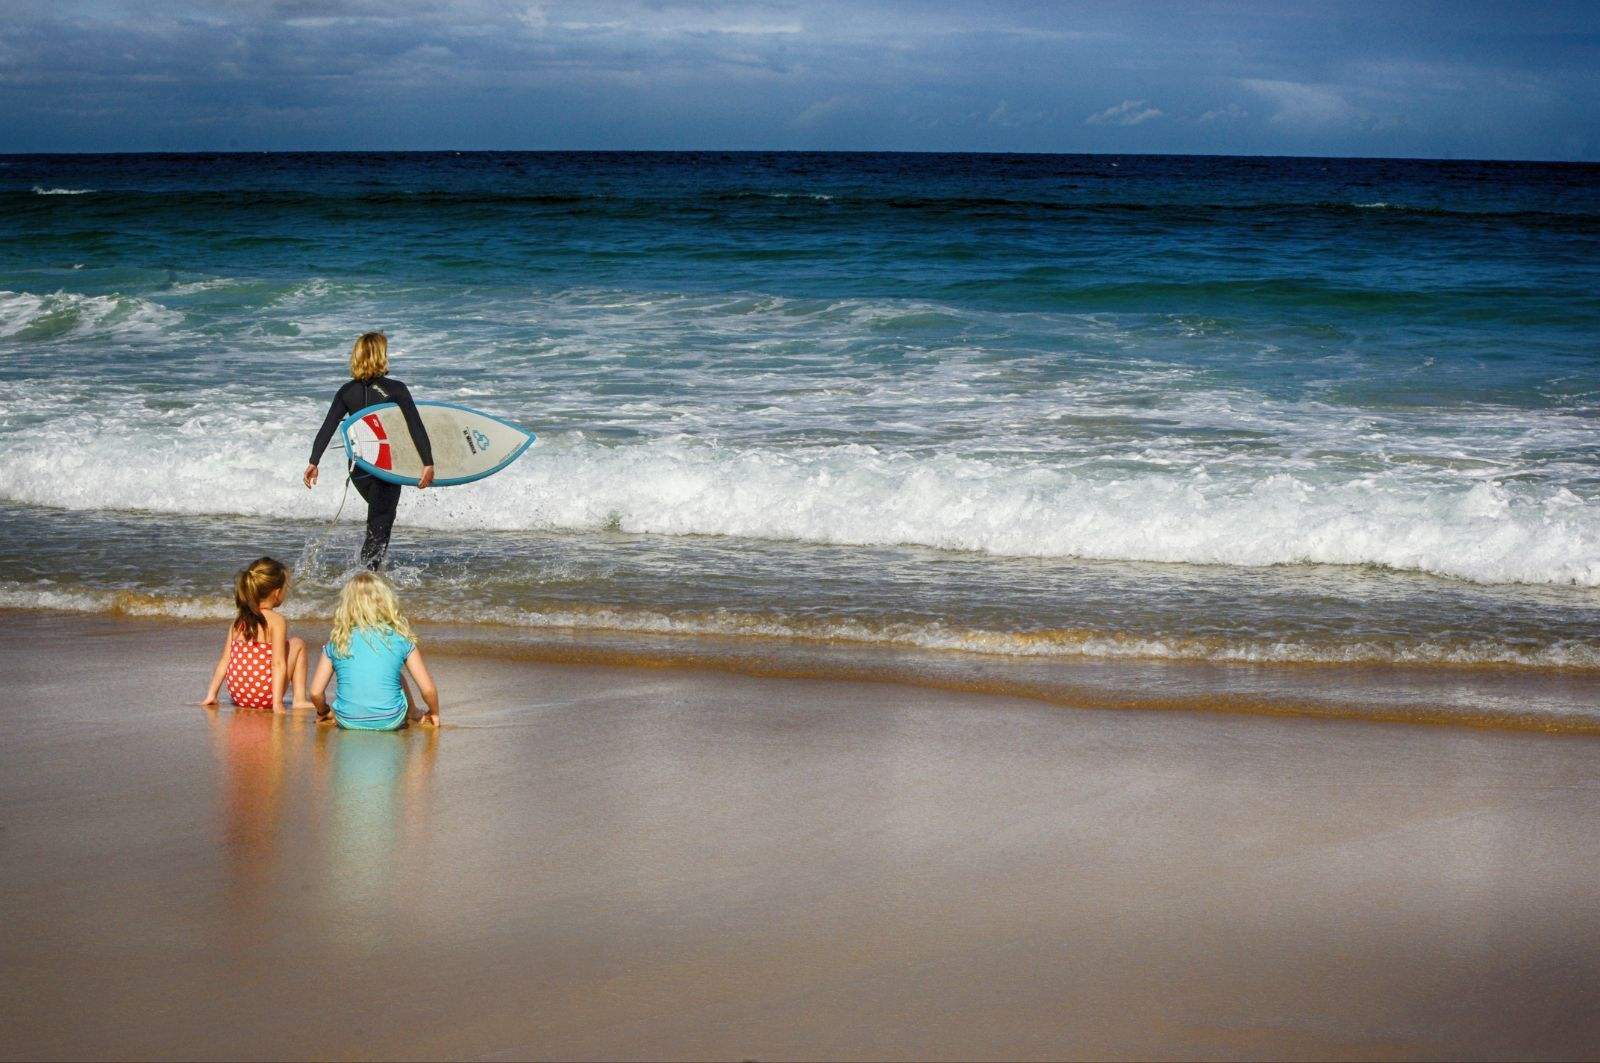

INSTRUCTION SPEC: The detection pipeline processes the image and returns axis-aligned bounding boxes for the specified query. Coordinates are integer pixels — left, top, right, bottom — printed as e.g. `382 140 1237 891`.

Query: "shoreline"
10 604 1600 736
423 624 1600 736
5 609 1600 1059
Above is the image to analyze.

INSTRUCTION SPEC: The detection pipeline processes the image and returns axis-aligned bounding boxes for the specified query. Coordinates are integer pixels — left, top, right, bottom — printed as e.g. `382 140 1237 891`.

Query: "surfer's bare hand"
418 465 435 490
303 463 319 489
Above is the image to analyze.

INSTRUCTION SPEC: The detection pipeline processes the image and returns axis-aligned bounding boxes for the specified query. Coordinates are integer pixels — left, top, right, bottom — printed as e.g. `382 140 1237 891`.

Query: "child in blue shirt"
310 572 440 730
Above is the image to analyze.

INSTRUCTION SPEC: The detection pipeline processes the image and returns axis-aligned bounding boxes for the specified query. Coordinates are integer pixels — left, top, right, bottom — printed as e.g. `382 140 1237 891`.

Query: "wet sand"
3 609 1600 1060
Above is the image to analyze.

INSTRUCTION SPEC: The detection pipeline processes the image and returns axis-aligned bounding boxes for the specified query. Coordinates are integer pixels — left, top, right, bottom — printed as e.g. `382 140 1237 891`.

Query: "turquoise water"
3 152 1599 695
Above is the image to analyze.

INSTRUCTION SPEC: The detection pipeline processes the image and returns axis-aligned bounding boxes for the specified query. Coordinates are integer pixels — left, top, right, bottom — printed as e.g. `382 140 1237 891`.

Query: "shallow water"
3 152 1599 707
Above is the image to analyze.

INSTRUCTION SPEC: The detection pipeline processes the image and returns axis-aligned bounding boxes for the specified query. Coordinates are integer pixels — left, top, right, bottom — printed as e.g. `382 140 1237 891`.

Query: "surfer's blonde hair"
328 571 415 659
349 331 388 382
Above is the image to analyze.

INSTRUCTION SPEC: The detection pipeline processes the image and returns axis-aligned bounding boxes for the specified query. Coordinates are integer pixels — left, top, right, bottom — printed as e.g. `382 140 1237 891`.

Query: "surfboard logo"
467 428 491 454
352 412 393 470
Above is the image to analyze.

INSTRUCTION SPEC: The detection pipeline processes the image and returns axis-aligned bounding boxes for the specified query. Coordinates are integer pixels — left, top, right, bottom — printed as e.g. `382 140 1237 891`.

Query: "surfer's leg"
352 471 402 569
363 484 400 569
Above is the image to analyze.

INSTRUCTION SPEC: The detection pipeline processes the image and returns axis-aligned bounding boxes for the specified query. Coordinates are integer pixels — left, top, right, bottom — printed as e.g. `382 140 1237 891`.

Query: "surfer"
304 332 435 570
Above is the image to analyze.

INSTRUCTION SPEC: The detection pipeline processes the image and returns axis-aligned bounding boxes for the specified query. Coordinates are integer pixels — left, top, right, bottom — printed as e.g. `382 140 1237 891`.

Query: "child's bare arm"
309 652 334 720
400 672 419 720
200 627 231 707
404 647 441 725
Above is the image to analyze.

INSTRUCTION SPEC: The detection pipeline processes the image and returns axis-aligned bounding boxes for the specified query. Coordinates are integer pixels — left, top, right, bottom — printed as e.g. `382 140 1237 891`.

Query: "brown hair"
349 331 389 381
234 557 289 641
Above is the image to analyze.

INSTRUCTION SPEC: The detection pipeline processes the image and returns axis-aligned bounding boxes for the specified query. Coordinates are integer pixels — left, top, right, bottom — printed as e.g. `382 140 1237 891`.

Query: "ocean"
3 151 1599 725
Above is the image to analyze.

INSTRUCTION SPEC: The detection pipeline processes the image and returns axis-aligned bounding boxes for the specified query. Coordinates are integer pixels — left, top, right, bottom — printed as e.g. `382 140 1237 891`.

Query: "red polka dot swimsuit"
225 634 276 710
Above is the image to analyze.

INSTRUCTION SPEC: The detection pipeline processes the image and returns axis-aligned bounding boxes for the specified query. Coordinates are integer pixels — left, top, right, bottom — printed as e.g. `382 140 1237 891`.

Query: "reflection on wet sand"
209 711 437 910
312 722 437 915
208 710 298 903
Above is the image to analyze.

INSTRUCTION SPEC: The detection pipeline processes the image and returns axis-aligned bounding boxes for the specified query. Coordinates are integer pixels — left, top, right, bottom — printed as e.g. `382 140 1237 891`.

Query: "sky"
1 1 1597 159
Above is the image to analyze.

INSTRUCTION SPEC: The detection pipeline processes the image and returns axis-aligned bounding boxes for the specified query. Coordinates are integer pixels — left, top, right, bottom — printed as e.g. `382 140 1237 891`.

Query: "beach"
4 149 1600 1059
5 608 1600 1060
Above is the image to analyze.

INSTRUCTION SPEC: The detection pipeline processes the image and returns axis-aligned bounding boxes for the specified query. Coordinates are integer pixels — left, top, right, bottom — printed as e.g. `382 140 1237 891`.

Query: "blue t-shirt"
325 628 414 731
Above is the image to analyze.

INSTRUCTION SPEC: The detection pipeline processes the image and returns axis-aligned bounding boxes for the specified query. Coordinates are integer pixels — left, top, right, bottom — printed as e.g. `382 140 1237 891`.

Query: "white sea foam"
0 583 231 619
3 283 1597 588
164 278 238 296
3 579 1594 671
2 397 1599 587
445 603 1600 669
0 290 183 340
457 440 1600 586
31 186 93 195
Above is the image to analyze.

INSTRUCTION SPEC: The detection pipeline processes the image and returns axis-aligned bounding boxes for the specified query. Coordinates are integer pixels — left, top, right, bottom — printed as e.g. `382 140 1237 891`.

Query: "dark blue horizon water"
3 151 1600 706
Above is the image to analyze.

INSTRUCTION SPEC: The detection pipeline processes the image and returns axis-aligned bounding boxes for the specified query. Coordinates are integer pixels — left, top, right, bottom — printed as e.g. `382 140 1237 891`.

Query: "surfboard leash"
329 460 354 530
302 457 355 569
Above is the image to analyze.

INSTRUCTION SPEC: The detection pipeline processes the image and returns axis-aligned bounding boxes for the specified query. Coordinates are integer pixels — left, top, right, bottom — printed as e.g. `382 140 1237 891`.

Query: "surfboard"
338 401 534 487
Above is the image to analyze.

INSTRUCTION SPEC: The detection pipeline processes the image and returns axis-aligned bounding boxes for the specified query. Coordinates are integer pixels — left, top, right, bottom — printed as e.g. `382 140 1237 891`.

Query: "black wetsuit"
309 376 433 570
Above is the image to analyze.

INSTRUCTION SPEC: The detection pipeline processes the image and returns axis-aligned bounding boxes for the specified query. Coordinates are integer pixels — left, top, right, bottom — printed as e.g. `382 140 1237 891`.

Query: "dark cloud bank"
2 0 1596 159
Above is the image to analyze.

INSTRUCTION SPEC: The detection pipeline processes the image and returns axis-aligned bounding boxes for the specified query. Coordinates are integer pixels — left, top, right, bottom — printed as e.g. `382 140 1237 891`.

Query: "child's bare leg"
287 637 314 710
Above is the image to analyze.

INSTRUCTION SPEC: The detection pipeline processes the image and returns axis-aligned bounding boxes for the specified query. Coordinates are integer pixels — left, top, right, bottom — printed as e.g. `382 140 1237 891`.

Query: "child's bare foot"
292 700 315 711
272 704 289 715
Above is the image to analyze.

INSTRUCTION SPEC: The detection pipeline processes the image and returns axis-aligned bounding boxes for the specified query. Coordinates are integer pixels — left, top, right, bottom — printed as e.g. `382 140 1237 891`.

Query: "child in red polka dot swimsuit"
200 557 314 713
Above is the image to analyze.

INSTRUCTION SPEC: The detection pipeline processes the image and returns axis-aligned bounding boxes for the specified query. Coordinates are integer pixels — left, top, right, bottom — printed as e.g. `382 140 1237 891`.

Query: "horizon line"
3 147 1596 166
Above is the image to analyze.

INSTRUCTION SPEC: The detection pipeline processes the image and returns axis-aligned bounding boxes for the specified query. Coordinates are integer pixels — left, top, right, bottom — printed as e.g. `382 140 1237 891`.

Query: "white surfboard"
338 401 534 487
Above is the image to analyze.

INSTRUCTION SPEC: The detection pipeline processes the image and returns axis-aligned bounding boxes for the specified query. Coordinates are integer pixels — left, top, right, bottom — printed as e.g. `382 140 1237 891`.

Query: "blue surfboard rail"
338 400 536 487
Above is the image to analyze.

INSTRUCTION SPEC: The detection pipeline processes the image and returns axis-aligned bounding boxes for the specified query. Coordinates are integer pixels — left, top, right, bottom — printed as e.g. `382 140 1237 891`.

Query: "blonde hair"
234 557 289 641
349 331 389 382
328 571 415 658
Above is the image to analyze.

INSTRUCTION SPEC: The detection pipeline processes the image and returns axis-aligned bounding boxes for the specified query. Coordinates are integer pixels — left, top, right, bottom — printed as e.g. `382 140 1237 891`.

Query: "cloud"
1238 78 1359 128
987 99 1047 129
2 1 1596 158
537 4 805 38
1197 102 1246 123
792 93 852 128
1085 99 1163 126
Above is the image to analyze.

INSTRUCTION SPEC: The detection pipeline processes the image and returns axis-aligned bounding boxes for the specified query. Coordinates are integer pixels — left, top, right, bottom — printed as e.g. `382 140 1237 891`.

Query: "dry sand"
3 609 1600 1060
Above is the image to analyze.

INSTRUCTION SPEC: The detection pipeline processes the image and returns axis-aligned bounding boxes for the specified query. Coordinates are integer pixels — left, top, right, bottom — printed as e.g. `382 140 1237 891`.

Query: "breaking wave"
0 290 183 341
1 405 1598 587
